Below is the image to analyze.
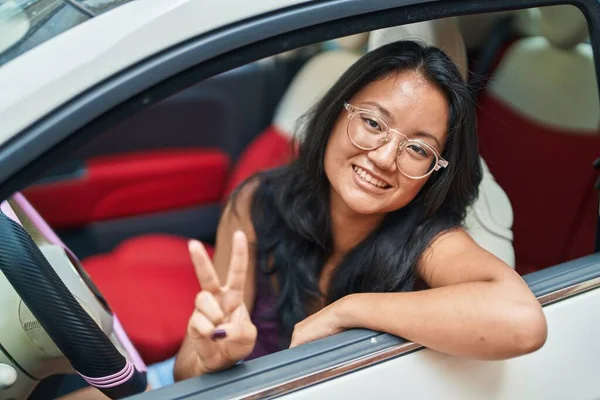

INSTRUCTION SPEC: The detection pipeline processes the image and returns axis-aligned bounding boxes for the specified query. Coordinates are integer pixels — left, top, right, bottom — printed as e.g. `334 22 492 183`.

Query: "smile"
352 165 391 189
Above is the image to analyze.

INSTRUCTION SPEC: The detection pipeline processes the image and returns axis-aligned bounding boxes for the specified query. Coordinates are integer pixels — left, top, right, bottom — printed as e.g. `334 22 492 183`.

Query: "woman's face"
324 70 449 216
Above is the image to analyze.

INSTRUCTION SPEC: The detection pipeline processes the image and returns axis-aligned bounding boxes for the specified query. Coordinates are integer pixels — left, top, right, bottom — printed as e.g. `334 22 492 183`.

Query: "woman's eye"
363 118 381 131
407 144 429 157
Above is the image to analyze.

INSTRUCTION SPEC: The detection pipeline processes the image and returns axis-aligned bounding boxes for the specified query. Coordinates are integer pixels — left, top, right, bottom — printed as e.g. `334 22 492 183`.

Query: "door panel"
23 149 229 229
133 254 600 399
281 288 600 400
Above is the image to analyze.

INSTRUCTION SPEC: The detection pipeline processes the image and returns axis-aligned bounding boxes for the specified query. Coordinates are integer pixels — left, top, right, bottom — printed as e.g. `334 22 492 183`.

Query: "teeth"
353 165 389 189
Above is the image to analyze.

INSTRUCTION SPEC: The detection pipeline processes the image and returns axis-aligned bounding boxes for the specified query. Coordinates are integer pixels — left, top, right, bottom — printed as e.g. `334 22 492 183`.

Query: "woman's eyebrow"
414 131 443 150
361 101 392 120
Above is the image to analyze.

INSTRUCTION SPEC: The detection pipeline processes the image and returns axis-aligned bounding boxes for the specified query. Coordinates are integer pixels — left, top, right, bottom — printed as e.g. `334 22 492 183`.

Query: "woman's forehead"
351 72 449 143
355 72 437 106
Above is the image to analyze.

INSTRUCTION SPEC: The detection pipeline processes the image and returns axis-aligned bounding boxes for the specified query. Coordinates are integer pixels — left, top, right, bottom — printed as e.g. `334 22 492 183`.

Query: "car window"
0 0 135 67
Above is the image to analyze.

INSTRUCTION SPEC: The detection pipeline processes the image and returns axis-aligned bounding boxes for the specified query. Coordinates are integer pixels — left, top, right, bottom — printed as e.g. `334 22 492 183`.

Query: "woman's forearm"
336 282 547 360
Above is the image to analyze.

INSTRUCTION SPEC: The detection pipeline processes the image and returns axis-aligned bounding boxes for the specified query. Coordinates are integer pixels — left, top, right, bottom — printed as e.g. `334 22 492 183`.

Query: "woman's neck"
329 192 385 256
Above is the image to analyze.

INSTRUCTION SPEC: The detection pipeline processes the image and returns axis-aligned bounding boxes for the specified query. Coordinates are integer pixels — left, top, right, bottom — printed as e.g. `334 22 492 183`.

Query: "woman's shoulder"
224 170 283 232
230 176 261 209
222 177 263 237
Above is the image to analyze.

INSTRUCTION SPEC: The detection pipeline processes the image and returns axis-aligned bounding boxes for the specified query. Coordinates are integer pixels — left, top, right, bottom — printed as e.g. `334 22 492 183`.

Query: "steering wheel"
0 195 147 400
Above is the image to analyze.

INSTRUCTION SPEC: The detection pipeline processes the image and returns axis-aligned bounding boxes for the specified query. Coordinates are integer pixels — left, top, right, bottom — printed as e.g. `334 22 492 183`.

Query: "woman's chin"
340 191 387 216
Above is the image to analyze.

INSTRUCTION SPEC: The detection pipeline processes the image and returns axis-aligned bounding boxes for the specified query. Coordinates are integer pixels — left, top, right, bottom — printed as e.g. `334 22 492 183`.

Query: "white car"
0 0 599 399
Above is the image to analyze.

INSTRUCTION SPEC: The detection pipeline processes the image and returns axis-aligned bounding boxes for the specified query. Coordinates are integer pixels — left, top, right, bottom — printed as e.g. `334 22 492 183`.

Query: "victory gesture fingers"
185 231 257 374
190 230 248 313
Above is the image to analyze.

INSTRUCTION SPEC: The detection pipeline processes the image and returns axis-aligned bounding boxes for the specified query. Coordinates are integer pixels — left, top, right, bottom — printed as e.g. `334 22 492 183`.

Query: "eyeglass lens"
348 111 437 178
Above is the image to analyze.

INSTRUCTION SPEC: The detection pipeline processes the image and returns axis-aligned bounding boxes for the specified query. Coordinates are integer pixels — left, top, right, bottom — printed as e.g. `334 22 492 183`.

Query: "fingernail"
211 329 227 341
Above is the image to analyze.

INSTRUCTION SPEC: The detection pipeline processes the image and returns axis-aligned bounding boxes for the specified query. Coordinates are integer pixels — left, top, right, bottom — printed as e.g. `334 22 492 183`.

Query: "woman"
151 39 547 386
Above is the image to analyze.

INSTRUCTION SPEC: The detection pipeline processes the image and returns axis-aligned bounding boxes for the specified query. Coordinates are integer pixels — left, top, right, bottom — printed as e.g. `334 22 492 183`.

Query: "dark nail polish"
211 329 227 341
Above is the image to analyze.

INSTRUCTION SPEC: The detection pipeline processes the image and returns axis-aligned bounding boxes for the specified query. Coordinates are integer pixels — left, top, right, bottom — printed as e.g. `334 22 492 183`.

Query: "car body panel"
280 288 600 400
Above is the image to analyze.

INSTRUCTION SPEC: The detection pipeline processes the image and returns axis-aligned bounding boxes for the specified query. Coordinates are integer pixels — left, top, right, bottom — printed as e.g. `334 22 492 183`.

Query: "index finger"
225 230 249 292
189 240 221 293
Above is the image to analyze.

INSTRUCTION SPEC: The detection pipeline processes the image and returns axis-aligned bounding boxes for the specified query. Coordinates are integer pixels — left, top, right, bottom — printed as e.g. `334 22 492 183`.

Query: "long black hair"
232 40 482 338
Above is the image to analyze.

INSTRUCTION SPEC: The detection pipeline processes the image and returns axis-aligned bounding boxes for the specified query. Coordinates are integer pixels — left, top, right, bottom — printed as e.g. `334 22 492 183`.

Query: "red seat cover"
24 149 230 229
84 235 213 363
83 126 293 363
224 125 294 198
477 94 600 275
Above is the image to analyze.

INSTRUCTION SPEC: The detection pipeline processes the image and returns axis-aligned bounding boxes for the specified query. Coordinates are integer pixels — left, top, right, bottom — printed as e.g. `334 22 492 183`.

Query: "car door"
1 0 599 399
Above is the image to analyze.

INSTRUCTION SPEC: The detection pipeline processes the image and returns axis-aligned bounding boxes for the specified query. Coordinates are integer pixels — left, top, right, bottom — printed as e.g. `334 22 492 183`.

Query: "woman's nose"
367 137 399 172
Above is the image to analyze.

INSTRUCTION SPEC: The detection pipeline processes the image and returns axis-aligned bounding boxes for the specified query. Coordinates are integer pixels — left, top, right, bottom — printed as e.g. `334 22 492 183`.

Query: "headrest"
272 50 361 137
513 8 542 37
367 17 468 80
538 5 589 50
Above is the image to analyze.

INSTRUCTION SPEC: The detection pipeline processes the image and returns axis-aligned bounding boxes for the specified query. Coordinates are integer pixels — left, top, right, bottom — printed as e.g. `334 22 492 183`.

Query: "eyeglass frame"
343 101 449 179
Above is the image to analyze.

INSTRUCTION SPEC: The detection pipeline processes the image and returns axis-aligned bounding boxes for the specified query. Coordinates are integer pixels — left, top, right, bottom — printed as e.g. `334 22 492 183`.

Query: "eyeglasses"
344 102 449 179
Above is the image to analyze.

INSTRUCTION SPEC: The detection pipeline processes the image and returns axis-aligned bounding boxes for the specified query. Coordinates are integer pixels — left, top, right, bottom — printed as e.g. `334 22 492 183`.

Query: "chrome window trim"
536 275 600 306
235 276 600 400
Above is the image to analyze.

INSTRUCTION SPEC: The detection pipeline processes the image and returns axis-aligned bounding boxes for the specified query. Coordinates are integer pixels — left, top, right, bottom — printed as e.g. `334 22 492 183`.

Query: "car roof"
0 0 308 147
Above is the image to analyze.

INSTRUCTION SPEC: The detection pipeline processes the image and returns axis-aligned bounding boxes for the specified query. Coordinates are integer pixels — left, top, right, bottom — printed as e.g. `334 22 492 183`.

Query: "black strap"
468 14 517 98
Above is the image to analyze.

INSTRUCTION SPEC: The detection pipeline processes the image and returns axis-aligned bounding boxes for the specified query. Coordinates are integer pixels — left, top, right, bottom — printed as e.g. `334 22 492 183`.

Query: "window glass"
0 0 136 67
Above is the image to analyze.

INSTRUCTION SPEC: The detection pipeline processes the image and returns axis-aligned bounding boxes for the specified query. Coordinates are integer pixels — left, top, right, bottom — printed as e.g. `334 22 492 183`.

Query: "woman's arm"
291 229 547 360
210 186 259 313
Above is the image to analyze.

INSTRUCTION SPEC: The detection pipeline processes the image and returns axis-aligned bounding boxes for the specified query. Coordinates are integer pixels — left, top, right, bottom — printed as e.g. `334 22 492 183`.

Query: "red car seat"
477 5 600 275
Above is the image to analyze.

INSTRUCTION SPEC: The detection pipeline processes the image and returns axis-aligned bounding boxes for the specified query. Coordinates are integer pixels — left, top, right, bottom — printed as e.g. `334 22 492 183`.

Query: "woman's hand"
184 231 257 374
289 299 349 348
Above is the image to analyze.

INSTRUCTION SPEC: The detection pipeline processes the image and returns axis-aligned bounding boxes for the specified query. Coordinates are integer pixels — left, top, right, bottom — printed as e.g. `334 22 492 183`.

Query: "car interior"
2 3 598 399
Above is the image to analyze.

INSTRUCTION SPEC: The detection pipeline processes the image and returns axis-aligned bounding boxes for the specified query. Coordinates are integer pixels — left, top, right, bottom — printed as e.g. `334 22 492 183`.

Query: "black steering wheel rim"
0 204 147 399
